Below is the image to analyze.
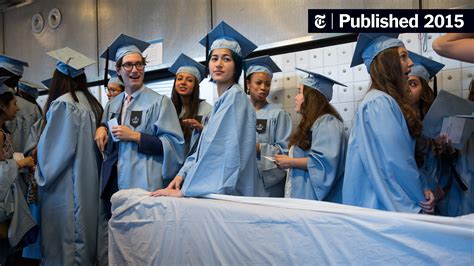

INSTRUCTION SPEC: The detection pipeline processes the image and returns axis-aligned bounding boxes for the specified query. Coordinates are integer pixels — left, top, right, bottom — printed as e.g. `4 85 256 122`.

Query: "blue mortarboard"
408 51 444 82
244 55 281 78
0 76 13 94
18 80 46 99
41 78 52 89
296 67 346 101
169 54 206 83
199 21 257 58
47 47 96 78
351 33 403 72
107 69 123 87
100 34 150 62
0 55 29 76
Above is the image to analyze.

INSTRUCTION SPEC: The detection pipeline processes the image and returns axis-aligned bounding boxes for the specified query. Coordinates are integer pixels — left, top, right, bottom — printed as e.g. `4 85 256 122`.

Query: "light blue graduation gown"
5 96 42 153
101 86 185 191
285 114 346 202
179 84 257 197
437 135 474 216
35 92 102 265
342 90 425 213
0 159 37 248
180 100 212 156
255 103 292 197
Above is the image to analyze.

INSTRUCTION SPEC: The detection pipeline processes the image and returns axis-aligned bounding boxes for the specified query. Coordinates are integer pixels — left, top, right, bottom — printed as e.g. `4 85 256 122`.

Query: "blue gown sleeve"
0 159 18 200
307 115 346 200
353 96 425 210
259 109 292 187
149 96 185 179
35 101 79 187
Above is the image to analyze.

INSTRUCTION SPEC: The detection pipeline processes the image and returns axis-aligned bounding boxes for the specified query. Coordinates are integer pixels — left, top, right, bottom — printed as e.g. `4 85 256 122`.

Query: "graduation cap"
296 67 347 101
41 78 53 89
199 21 257 58
0 76 13 94
408 51 444 82
350 33 403 72
18 80 47 99
47 47 96 78
100 34 150 62
169 54 206 83
107 69 123 87
244 55 281 78
0 55 29 76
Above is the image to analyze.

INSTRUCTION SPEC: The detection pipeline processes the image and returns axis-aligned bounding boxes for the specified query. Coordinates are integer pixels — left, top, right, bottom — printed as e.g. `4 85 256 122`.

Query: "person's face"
246 72 272 103
399 47 413 80
175 72 196 96
117 53 145 91
209 48 235 84
407 75 423 105
1 97 19 120
106 83 123 100
294 84 305 113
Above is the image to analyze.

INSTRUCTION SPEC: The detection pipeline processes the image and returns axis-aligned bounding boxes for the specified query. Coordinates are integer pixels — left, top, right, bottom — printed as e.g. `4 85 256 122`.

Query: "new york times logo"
314 14 326 29
308 9 474 33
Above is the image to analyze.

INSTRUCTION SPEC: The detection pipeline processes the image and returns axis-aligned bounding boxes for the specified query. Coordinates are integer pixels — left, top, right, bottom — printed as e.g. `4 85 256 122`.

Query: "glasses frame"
121 62 146 71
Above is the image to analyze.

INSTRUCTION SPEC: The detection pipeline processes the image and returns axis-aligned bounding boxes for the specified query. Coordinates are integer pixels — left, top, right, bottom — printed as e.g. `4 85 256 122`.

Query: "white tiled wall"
252 33 472 135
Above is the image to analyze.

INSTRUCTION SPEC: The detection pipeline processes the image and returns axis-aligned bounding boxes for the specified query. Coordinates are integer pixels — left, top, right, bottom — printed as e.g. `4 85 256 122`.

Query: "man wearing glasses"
95 34 185 217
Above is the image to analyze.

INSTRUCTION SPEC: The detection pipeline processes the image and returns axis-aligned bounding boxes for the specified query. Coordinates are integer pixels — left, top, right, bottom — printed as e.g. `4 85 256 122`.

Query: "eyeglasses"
106 87 122 94
121 62 146 71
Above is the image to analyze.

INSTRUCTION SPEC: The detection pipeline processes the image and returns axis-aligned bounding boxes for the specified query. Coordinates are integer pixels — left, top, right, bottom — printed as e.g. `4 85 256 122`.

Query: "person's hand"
168 176 184 190
419 189 435 214
17 156 34 169
149 188 183 197
274 154 292 169
433 134 455 156
95 126 108 152
182 119 204 132
111 125 140 143
150 176 184 197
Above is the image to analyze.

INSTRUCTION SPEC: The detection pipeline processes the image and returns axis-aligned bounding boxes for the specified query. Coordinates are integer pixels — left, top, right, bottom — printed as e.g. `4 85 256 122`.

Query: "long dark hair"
289 86 342 150
369 47 422 138
171 75 202 141
414 77 435 121
44 70 103 127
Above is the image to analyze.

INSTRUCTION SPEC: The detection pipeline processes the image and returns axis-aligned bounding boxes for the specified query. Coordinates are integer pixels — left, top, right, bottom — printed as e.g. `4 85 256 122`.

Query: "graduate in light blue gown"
406 52 446 201
244 56 292 197
95 34 185 198
274 69 346 202
342 33 435 213
0 55 42 155
34 47 104 265
0 78 37 265
435 85 474 217
169 53 212 156
151 21 258 197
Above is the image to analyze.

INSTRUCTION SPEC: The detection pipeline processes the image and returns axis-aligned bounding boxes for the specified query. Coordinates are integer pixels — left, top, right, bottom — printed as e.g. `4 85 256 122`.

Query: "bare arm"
432 33 474 63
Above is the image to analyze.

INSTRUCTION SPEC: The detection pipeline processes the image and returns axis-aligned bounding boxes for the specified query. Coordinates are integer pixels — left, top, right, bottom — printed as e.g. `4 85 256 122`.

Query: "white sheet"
109 189 474 265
